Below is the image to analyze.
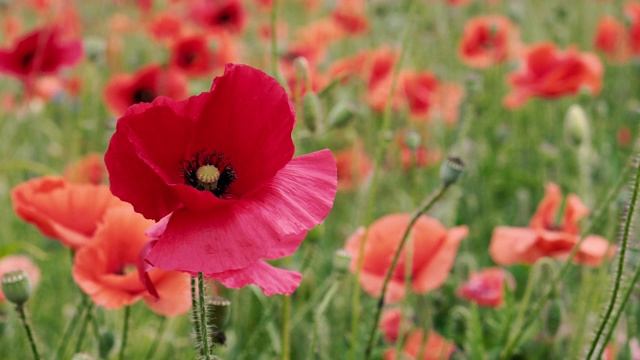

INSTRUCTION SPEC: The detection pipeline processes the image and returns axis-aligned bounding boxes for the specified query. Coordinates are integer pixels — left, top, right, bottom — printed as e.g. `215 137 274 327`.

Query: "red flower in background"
334 141 372 191
0 256 40 303
0 26 83 81
503 42 603 109
490 182 615 266
345 214 467 303
105 64 337 295
457 267 513 307
169 34 216 77
458 15 518 68
626 3 640 55
383 330 455 360
190 0 246 35
104 64 188 116
594 16 630 62
148 12 184 43
73 206 191 316
64 153 107 185
11 177 127 250
332 0 369 35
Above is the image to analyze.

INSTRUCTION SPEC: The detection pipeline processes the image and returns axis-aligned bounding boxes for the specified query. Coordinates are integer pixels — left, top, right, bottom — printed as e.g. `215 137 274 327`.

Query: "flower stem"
586 156 640 360
74 302 94 353
56 293 88 359
308 279 341 360
119 306 130 360
499 156 633 359
145 316 167 360
191 276 205 357
198 272 212 360
16 304 40 360
282 294 291 360
348 1 417 358
363 184 452 359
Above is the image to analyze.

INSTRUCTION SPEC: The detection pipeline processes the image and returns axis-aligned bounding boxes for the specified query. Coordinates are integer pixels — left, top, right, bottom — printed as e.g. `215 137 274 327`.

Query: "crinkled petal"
147 150 337 274
213 260 302 296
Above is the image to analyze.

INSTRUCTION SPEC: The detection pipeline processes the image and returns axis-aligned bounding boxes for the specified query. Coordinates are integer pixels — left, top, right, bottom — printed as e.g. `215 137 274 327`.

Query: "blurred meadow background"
1 0 639 359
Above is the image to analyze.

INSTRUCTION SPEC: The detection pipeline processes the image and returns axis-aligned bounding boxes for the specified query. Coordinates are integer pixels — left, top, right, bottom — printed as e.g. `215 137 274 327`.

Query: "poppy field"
0 0 639 359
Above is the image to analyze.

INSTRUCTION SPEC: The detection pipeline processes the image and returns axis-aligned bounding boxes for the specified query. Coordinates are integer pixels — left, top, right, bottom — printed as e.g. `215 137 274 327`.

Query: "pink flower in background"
457 267 513 307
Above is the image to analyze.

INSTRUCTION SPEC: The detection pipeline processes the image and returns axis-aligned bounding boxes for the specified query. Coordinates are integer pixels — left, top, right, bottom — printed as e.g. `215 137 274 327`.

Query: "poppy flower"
169 34 216 77
189 0 246 35
73 206 191 316
457 267 513 308
383 329 455 360
0 255 40 303
594 16 629 62
104 64 337 293
148 12 184 43
0 26 83 81
11 177 126 249
332 0 369 35
458 15 518 68
490 182 614 266
64 153 107 185
380 308 402 343
344 213 468 303
103 64 188 116
334 141 372 191
503 42 603 109
626 3 640 56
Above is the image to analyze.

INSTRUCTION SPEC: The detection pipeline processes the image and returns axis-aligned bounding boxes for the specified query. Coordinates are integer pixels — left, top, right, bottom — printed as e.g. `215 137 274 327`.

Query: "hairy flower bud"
564 104 590 146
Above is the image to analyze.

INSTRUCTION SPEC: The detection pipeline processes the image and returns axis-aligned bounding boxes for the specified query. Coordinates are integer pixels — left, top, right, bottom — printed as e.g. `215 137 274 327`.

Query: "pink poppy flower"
457 267 513 307
105 64 337 295
490 182 614 266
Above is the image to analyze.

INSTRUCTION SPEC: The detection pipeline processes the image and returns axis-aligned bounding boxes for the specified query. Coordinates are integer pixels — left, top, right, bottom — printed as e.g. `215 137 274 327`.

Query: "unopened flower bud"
564 104 590 146
327 102 355 129
404 131 421 150
334 249 352 276
293 57 311 91
83 37 106 64
1 270 31 305
99 331 115 358
544 299 563 338
206 296 231 331
440 157 464 187
302 92 323 133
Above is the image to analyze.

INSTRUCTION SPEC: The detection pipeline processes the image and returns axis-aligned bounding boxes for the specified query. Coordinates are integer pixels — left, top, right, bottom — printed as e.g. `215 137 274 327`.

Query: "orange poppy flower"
383 329 455 360
380 308 402 343
72 206 191 316
0 255 40 303
64 153 107 185
334 141 372 191
503 42 603 109
594 16 630 62
11 177 126 249
490 182 614 266
458 15 518 68
345 214 468 303
457 267 513 307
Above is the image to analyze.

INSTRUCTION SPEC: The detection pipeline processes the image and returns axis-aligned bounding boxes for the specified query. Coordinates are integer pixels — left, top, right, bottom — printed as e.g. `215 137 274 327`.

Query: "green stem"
198 272 212 360
348 1 417 359
145 316 167 360
500 156 633 359
16 304 40 360
56 294 88 359
74 302 94 353
307 280 340 360
119 306 130 360
394 235 415 357
282 294 291 360
586 157 640 359
191 276 204 357
364 184 451 359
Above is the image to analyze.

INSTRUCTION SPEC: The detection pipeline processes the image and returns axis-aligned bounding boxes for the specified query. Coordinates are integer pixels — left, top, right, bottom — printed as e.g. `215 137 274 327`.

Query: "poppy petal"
489 226 538 265
213 260 302 296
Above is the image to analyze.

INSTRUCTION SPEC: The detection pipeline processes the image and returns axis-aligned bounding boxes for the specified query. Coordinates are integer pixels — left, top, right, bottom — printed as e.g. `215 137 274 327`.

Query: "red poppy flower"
189 0 246 35
73 206 191 316
380 308 402 343
332 0 369 35
503 42 603 109
383 329 455 360
594 16 630 62
11 177 127 250
105 64 337 293
169 34 215 77
0 26 83 81
458 15 518 68
103 64 188 116
0 255 40 303
345 213 468 303
334 141 372 192
626 3 640 55
148 12 184 43
490 182 615 266
457 267 513 308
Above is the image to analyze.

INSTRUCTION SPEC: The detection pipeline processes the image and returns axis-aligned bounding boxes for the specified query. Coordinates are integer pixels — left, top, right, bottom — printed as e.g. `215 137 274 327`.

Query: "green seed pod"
1 270 31 306
544 299 563 338
302 92 323 133
404 130 421 150
333 249 352 276
440 157 465 187
99 331 115 358
83 37 107 64
326 101 355 129
564 104 590 147
206 296 231 331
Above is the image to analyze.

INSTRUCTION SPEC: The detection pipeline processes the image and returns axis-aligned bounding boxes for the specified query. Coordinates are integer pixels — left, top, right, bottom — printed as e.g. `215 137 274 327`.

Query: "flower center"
181 150 236 198
132 88 156 104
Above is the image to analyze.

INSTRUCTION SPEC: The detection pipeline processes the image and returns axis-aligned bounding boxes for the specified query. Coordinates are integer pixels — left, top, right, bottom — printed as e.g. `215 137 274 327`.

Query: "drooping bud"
1 270 31 306
302 92 323 133
326 101 355 129
564 104 590 146
440 157 465 187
